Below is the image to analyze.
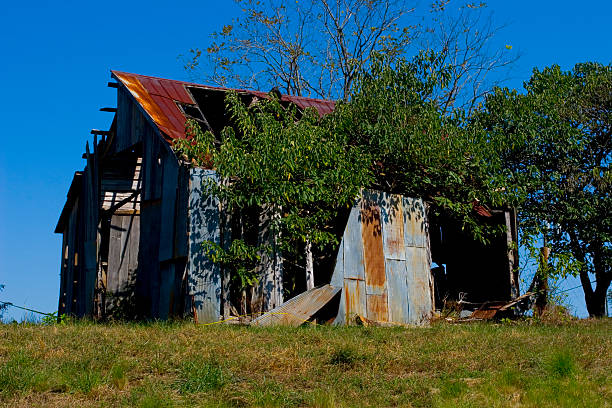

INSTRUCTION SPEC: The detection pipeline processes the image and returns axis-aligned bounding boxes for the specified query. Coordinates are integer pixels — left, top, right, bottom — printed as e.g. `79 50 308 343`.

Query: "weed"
130 382 175 408
440 378 468 399
328 346 364 366
309 389 338 408
549 350 576 378
176 358 227 393
250 380 301 407
110 361 129 390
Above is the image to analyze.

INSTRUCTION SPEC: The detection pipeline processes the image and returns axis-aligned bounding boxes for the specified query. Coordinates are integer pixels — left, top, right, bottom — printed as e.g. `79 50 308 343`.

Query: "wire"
551 279 597 295
0 301 54 316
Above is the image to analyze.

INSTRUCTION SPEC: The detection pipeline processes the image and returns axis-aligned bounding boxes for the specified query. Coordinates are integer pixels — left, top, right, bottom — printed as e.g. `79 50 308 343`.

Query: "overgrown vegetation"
0 320 609 407
478 63 612 316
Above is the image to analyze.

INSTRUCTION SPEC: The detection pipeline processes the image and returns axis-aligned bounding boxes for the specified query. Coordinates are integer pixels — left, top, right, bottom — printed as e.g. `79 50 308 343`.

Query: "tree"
331 51 514 241
175 92 371 308
478 63 612 317
184 0 412 100
183 1 517 103
418 2 519 114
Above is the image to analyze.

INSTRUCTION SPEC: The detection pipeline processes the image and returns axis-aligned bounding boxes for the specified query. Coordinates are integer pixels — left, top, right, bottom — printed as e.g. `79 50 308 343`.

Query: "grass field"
0 319 610 407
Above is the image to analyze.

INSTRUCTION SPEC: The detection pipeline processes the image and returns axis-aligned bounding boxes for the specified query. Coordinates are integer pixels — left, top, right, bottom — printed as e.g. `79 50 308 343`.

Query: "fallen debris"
251 284 340 327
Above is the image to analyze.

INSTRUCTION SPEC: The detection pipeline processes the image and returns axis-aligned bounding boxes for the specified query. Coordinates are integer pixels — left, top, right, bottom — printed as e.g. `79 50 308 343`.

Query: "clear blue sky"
1 1 610 320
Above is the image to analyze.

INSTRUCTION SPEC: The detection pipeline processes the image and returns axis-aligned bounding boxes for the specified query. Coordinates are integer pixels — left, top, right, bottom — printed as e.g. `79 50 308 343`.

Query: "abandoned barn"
55 71 520 325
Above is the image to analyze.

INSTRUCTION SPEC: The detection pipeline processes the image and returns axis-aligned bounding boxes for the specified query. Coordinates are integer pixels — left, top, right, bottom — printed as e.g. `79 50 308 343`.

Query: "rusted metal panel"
112 70 336 141
360 201 386 295
343 278 367 321
138 77 166 99
405 246 433 324
251 284 340 326
158 77 185 102
188 168 221 323
385 259 410 323
379 193 406 261
113 72 176 134
150 94 185 133
403 197 427 248
366 292 389 322
343 206 365 280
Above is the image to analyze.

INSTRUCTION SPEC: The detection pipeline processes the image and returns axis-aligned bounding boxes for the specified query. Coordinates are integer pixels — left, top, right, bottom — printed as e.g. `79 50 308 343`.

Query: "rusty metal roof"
111 71 336 141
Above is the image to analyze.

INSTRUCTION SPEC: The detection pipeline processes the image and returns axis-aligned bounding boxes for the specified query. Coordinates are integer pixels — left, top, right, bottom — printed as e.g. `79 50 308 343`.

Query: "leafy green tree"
176 50 522 311
331 51 514 241
175 92 371 302
478 63 611 317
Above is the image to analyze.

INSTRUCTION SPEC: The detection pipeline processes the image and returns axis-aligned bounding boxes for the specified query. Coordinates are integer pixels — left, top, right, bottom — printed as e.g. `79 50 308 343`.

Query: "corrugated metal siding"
187 168 221 323
251 284 340 327
331 190 434 326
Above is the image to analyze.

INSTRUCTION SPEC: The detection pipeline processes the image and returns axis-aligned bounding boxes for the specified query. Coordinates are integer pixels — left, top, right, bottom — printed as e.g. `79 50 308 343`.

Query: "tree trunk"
584 283 609 317
584 246 611 318
253 204 283 314
305 238 314 290
535 246 550 316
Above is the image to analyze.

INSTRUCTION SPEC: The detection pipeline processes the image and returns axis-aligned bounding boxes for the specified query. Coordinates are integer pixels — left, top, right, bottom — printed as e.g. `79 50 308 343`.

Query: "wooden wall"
58 89 191 320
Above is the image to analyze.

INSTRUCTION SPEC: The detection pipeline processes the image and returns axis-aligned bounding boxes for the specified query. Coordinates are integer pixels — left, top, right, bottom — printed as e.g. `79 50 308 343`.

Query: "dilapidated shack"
55 71 519 325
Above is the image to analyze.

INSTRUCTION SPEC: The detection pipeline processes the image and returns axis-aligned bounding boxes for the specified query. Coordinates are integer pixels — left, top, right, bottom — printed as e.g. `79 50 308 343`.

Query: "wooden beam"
100 107 117 112
107 82 119 88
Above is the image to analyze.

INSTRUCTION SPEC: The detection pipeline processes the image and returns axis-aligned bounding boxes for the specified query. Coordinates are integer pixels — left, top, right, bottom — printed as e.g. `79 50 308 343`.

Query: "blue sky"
1 1 610 320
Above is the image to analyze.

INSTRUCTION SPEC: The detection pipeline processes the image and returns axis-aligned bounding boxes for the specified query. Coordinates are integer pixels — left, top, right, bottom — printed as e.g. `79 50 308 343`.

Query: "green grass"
0 319 610 407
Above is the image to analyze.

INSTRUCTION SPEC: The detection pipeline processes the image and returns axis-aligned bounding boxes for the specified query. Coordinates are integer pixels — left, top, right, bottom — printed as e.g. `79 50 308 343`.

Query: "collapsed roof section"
111 71 336 143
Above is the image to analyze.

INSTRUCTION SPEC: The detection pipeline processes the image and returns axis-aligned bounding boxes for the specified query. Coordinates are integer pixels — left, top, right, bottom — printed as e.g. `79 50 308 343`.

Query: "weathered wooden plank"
64 197 79 315
405 246 433 324
116 88 133 153
157 263 175 320
173 165 189 258
343 206 365 280
130 99 146 148
385 259 410 324
171 258 188 318
159 150 179 262
57 229 68 317
188 168 221 323
136 200 161 318
81 147 99 317
106 214 140 309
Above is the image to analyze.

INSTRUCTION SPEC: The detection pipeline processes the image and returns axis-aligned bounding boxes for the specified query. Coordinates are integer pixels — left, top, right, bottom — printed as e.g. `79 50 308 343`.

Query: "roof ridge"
110 70 335 103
